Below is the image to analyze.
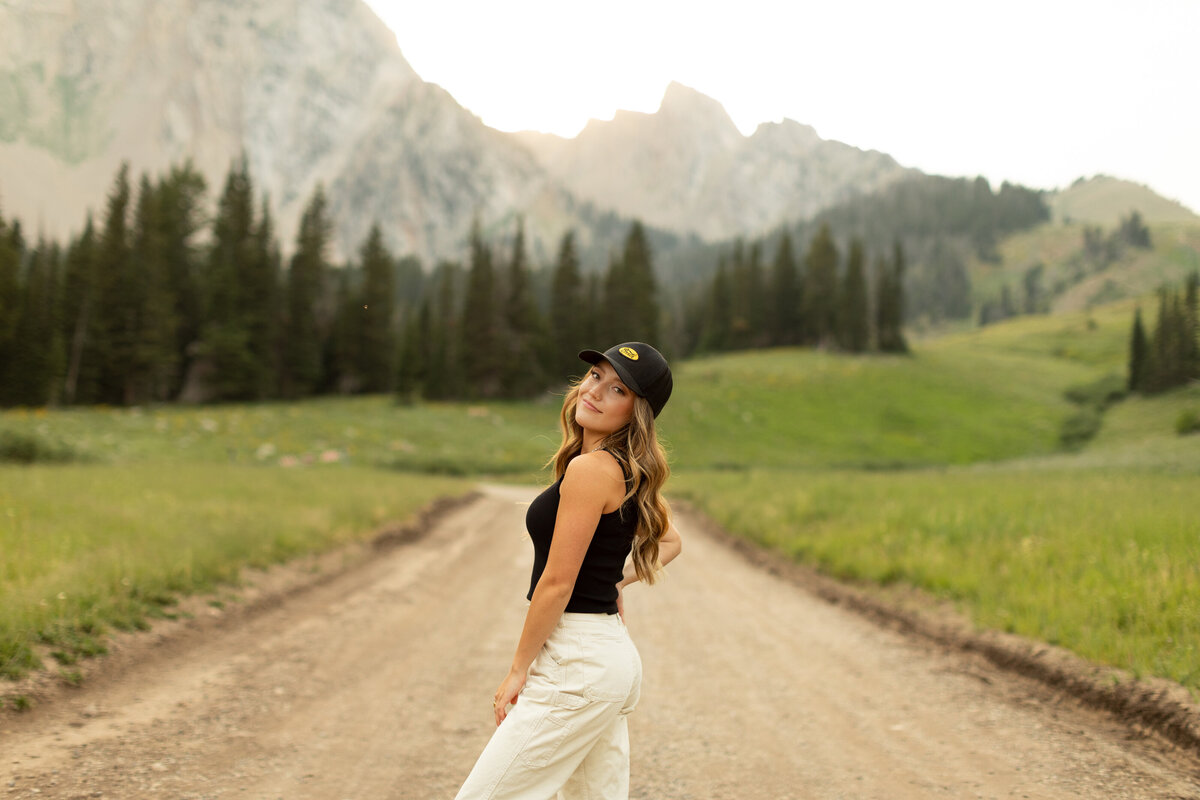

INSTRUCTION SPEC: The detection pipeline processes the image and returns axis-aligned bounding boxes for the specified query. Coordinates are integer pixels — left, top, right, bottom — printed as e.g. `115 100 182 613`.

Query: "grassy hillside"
664 345 1093 469
1050 175 1198 226
969 220 1200 315
968 176 1199 320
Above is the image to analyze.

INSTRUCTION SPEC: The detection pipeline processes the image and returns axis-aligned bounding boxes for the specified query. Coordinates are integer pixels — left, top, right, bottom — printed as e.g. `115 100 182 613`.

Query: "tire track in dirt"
1 487 1198 799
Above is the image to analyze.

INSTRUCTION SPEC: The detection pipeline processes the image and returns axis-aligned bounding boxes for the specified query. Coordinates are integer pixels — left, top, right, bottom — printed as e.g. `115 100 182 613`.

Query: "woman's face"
575 360 636 436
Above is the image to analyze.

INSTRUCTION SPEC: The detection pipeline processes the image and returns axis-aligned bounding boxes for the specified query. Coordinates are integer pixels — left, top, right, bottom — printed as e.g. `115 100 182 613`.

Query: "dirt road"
2 485 1198 799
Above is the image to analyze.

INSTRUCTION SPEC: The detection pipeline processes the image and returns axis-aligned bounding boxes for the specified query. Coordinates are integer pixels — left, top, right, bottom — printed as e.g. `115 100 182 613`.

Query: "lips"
581 399 600 413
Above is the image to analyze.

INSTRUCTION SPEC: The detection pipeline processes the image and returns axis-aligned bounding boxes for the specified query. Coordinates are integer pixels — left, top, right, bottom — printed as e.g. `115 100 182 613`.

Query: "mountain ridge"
7 0 1181 274
0 1 925 265
516 80 914 241
1050 175 1199 226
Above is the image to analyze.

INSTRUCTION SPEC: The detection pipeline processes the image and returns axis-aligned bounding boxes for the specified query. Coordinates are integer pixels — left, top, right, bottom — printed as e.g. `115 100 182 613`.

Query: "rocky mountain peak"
657 81 741 139
750 118 821 147
1 1 917 264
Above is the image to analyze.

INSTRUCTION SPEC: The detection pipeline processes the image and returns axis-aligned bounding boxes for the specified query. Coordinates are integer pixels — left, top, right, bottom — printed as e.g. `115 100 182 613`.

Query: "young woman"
455 342 682 799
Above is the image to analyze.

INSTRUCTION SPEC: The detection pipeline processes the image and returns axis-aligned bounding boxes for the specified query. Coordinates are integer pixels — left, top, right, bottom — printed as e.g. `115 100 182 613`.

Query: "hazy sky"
364 0 1199 213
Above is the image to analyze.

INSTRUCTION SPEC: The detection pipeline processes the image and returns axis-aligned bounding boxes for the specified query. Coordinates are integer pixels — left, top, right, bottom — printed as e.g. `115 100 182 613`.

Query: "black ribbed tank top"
525 471 638 614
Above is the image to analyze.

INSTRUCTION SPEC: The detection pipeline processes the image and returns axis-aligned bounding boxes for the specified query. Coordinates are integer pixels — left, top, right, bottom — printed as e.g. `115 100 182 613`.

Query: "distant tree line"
682 225 907 355
1 161 917 409
1127 270 1200 394
395 217 661 401
3 158 1118 409
0 159 676 407
794 174 1049 326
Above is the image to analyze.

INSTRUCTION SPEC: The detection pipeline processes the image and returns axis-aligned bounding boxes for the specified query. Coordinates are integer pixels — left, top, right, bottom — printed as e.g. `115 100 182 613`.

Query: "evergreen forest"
0 159 912 407
0 159 1192 408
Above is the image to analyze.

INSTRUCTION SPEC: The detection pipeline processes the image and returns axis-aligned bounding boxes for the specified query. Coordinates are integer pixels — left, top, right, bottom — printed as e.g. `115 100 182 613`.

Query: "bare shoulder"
563 450 625 487
562 451 626 511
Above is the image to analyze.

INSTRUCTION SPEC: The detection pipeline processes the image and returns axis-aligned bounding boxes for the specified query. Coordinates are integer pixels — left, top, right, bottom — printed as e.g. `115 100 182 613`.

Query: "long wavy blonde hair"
547 376 672 585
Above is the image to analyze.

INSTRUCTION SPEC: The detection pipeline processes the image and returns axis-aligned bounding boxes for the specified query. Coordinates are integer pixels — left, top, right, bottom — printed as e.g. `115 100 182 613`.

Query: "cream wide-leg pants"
455 612 643 800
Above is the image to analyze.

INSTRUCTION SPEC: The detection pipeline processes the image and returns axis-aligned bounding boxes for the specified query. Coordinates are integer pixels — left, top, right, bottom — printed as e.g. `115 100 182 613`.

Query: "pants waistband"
557 611 623 629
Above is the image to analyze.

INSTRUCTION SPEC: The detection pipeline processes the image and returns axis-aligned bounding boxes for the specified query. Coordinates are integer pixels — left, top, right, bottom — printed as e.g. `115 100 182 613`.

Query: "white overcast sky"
364 0 1199 213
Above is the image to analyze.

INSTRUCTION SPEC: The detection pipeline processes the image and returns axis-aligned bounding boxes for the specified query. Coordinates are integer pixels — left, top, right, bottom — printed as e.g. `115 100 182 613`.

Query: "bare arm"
616 519 682 591
492 454 622 724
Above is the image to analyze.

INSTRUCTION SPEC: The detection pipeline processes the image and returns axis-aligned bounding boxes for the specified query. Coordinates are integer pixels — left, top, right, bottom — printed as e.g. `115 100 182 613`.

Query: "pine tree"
1137 277 1200 393
698 256 732 353
128 175 178 402
324 267 360 394
7 241 63 405
60 217 98 404
282 184 333 398
201 160 258 401
357 223 396 393
395 298 430 401
549 230 585 380
729 240 766 350
581 271 604 352
839 239 869 352
0 209 22 404
92 162 134 404
461 220 502 397
500 218 546 397
1184 270 1199 380
603 221 660 346
248 197 282 398
1128 306 1147 392
156 162 207 398
1167 290 1189 388
678 281 709 357
769 230 799 345
802 223 839 347
425 261 463 400
876 240 909 353
600 252 625 347
1143 288 1173 393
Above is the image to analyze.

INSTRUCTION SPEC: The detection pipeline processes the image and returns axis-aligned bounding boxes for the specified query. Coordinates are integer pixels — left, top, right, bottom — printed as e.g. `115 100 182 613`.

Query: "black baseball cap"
578 342 673 418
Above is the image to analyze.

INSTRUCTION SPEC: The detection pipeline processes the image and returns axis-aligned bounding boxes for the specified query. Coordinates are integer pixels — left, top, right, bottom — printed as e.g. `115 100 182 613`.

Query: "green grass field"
671 468 1199 689
0 463 466 680
2 295 1198 695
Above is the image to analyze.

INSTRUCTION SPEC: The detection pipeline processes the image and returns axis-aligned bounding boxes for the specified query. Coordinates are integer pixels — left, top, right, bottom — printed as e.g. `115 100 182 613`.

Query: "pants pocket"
518 712 572 769
580 633 638 704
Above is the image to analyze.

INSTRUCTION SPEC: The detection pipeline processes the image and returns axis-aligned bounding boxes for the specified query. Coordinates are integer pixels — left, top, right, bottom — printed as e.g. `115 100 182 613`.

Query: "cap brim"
577 349 645 397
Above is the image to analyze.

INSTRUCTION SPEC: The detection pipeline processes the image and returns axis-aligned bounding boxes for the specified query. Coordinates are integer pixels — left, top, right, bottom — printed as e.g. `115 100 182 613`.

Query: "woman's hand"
492 667 527 727
616 585 625 621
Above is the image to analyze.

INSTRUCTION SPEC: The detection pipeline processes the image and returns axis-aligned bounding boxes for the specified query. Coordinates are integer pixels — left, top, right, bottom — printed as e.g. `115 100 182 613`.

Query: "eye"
612 385 625 395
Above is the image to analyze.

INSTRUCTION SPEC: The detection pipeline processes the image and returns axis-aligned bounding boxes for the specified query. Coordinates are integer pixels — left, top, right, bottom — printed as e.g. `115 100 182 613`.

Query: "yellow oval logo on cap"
619 346 639 361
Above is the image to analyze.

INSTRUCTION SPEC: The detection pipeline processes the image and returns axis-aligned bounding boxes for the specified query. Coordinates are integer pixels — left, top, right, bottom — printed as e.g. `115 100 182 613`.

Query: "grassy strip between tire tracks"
0 462 467 683
672 468 1200 694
